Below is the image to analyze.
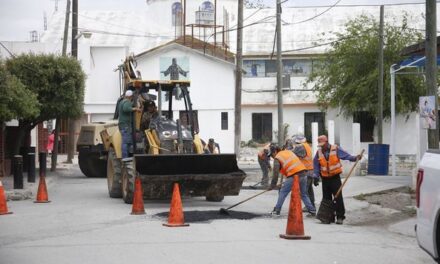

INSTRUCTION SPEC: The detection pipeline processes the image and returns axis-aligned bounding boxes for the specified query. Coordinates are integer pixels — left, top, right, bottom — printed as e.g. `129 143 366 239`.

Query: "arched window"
200 1 214 12
172 2 182 26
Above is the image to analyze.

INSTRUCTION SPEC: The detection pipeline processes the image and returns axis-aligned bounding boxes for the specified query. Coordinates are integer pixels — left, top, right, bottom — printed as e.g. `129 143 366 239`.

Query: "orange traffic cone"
163 183 189 227
131 176 146 215
279 175 311 240
34 176 50 203
0 180 13 215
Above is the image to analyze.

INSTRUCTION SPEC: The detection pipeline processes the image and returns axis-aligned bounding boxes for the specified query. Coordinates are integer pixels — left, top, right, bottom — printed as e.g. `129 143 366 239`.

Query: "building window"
179 110 199 134
353 111 375 142
252 113 272 142
221 112 228 130
243 60 266 77
304 112 325 143
243 59 313 78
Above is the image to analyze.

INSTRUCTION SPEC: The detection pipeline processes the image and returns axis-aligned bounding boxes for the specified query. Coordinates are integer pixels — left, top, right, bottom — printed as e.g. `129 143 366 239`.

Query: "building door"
252 113 272 142
304 112 325 142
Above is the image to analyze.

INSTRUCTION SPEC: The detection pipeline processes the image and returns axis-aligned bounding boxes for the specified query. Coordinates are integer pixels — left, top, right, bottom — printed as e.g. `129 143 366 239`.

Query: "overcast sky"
0 0 431 41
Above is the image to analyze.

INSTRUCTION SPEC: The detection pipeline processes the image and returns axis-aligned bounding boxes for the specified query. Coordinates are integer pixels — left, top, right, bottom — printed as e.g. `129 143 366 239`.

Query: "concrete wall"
135 45 236 153
83 46 128 120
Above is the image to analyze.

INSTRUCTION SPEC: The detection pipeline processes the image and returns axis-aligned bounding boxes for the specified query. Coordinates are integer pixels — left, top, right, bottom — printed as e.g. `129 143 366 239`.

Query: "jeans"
305 170 315 206
274 173 316 213
120 126 132 159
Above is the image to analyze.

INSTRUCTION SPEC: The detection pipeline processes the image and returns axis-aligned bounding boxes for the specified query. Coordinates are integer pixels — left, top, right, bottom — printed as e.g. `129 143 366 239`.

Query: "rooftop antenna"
44 12 48 31
51 0 60 12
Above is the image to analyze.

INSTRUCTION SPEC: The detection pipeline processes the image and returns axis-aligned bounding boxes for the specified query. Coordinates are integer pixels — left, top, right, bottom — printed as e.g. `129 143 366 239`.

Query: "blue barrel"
367 144 389 175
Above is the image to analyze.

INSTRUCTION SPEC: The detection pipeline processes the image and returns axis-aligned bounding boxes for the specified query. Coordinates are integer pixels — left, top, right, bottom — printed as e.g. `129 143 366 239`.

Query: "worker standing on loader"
140 100 159 131
118 90 140 159
257 144 271 188
268 143 316 217
314 135 360 224
291 135 319 211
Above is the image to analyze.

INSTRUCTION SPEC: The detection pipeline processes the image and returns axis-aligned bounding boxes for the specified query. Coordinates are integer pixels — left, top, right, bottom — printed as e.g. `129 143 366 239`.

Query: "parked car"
416 150 440 263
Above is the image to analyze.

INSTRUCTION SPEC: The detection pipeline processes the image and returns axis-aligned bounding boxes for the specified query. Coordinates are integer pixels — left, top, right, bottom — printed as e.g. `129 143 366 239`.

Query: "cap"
268 143 280 156
125 90 133 97
208 138 215 143
294 135 306 143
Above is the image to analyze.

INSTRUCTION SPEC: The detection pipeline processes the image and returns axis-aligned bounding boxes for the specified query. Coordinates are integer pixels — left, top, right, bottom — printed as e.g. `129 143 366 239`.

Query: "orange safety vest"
275 150 306 177
301 142 314 170
318 144 343 177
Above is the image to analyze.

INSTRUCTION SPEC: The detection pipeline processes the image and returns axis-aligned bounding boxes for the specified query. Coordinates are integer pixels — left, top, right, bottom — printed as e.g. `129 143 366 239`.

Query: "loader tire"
122 160 136 204
206 195 224 202
107 147 122 198
78 147 106 178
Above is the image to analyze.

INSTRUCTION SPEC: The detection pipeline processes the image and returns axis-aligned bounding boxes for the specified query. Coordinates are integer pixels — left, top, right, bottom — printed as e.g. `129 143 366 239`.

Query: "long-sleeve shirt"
313 144 357 178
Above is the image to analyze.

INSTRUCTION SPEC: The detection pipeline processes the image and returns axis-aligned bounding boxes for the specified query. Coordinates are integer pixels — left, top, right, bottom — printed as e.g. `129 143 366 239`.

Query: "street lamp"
74 30 92 40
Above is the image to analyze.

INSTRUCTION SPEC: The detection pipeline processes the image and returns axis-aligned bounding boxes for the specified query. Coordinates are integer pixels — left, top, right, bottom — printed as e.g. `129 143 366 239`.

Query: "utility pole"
67 0 78 163
426 0 439 149
234 0 243 155
62 0 71 56
276 0 284 145
377 5 384 144
52 0 71 171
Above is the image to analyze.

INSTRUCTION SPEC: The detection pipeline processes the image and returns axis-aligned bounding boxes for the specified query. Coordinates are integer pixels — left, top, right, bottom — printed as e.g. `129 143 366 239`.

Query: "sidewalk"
1 154 78 201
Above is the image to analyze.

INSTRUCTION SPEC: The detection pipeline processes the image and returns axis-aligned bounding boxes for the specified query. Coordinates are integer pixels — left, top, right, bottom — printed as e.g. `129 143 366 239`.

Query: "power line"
284 0 342 25
283 1 439 8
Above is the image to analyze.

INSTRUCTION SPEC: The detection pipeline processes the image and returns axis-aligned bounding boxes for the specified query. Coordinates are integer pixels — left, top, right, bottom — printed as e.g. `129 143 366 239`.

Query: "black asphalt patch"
154 210 265 223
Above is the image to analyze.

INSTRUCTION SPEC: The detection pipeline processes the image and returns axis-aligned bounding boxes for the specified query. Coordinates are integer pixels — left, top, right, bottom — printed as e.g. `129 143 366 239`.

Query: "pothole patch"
154 210 265 223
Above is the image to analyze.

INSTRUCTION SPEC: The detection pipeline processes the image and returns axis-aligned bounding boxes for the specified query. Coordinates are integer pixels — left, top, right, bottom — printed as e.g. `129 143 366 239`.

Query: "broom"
316 149 365 224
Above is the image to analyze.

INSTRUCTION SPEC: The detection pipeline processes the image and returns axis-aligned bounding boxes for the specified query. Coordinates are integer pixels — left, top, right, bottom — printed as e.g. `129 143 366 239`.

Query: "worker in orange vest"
291 135 319 211
268 143 316 217
313 135 361 224
257 144 271 188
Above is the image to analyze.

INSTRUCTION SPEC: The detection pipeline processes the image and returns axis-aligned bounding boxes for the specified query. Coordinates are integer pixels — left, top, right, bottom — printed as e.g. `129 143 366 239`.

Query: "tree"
0 64 39 123
5 54 85 155
307 14 425 119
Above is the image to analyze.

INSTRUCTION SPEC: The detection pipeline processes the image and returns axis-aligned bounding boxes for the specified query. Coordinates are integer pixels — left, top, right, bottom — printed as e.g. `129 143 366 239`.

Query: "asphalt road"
0 165 435 264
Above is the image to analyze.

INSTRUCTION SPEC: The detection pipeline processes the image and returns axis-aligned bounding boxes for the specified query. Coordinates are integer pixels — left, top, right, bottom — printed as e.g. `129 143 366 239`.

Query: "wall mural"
160 57 190 81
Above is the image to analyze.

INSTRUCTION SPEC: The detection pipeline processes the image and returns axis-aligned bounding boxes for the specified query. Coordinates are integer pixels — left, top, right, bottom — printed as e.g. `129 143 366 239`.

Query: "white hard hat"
125 90 133 97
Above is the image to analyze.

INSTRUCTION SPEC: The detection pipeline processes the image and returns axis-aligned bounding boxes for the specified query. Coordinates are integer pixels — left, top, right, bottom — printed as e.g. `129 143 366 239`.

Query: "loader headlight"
162 131 172 138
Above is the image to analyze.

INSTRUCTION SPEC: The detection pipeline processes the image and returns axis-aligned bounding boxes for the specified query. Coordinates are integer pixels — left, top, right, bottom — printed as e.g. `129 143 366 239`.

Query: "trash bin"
367 144 389 175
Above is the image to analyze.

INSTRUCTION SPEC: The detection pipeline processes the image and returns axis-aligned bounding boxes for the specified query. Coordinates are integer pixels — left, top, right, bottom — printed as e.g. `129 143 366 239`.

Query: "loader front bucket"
134 154 246 200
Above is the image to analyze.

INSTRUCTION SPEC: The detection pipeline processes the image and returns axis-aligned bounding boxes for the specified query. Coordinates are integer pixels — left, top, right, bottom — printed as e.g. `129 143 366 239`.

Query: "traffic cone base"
34 176 50 203
130 177 146 215
279 234 311 240
279 175 311 240
163 223 189 227
0 181 13 215
163 183 189 227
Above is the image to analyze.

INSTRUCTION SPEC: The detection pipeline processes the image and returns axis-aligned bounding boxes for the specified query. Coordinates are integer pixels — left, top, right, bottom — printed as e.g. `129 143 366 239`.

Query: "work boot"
336 217 344 225
270 207 280 217
306 211 316 218
302 206 308 212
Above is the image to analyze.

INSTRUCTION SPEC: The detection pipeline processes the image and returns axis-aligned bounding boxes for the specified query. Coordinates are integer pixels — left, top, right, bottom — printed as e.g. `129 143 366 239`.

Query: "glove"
313 177 320 187
356 155 362 161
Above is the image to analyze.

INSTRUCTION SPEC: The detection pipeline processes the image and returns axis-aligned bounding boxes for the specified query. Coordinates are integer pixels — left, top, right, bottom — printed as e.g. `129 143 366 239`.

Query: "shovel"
219 189 272 215
316 149 365 223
